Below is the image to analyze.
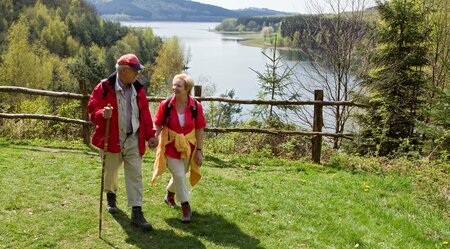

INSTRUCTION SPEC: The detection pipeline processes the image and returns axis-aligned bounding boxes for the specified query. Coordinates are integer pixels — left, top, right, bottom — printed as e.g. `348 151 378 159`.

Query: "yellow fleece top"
151 126 201 186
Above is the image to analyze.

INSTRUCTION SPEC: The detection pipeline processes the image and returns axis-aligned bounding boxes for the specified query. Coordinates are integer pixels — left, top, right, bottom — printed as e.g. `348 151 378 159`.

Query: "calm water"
121 21 301 100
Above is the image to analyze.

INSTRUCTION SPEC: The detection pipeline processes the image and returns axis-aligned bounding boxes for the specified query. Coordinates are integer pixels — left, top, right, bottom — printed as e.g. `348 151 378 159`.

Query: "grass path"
0 139 448 248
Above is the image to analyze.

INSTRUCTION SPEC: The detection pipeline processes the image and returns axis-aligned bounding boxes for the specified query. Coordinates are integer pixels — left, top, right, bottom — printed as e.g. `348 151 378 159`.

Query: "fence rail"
0 86 368 107
0 113 91 126
0 85 364 163
0 113 354 139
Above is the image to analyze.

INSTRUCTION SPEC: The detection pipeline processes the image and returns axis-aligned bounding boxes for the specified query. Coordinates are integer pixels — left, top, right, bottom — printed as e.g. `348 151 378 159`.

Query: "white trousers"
166 156 190 203
100 134 143 207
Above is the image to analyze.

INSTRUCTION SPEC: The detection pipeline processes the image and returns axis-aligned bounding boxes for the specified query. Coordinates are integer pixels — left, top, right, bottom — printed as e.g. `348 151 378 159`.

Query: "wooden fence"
0 85 365 163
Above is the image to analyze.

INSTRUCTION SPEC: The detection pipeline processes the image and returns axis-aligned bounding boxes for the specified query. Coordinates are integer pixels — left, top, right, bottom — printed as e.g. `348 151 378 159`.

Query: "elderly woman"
152 73 206 223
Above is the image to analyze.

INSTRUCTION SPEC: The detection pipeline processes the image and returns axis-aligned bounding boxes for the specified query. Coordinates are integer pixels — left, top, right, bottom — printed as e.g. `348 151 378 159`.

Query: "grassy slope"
0 139 448 248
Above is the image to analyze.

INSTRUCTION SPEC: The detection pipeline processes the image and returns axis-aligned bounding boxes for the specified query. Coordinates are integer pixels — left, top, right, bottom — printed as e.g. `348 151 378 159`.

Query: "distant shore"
214 30 294 50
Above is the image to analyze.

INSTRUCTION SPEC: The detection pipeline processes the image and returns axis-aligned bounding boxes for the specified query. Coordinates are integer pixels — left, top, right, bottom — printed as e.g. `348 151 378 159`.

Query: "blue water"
121 21 301 100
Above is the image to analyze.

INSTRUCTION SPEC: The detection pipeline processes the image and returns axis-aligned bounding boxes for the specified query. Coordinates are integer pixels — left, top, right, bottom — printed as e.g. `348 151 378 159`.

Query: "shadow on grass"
206 155 305 173
166 211 264 249
4 143 99 156
205 155 240 169
107 209 206 249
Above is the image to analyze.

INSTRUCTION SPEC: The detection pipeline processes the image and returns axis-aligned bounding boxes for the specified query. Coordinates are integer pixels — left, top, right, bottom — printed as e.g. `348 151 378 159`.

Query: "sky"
193 0 376 14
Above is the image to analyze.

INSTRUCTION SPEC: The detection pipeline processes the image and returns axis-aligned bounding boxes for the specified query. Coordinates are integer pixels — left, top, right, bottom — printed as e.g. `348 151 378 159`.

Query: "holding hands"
102 104 158 149
148 137 158 148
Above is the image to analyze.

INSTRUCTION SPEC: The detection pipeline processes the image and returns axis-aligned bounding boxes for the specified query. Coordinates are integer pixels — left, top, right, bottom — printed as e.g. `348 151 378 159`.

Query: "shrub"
1 98 51 139
0 98 84 140
413 157 449 211
204 131 310 160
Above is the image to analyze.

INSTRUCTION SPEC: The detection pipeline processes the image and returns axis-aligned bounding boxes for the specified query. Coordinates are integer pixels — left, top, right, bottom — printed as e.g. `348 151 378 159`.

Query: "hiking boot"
181 202 192 223
106 192 118 213
131 207 153 232
164 191 177 208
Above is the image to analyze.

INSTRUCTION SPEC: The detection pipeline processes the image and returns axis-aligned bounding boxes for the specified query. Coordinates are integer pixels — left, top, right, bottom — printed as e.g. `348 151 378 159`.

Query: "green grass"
0 138 448 248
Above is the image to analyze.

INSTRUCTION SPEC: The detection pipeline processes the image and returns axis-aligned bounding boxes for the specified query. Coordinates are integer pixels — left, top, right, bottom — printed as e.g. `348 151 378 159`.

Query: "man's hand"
102 105 113 119
148 137 158 148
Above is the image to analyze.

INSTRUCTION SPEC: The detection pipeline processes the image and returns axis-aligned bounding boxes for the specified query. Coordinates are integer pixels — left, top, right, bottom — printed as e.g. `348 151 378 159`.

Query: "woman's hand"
195 150 203 166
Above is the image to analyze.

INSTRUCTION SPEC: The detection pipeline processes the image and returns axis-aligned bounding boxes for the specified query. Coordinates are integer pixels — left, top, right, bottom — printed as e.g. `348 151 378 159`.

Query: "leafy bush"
204 130 310 160
205 133 237 155
52 100 83 139
413 157 449 211
1 97 51 139
0 98 84 140
328 152 349 170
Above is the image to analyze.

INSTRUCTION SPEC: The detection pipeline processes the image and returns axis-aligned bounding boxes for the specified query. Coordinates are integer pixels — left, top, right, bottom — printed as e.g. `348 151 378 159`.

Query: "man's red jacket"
88 72 155 156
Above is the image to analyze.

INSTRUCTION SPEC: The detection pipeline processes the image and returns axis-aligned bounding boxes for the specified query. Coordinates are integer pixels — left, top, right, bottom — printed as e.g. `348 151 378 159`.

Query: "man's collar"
115 74 129 92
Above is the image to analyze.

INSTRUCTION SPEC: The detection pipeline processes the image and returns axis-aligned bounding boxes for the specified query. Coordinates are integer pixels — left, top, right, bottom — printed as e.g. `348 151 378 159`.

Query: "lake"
120 21 340 129
120 21 302 100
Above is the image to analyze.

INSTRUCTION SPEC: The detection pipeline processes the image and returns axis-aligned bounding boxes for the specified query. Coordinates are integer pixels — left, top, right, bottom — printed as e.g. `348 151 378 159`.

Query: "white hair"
115 64 132 71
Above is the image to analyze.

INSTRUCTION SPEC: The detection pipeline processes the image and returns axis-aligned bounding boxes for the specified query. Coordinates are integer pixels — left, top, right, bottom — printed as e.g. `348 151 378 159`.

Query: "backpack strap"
162 96 173 128
163 97 198 128
101 73 117 99
101 79 110 99
191 99 198 121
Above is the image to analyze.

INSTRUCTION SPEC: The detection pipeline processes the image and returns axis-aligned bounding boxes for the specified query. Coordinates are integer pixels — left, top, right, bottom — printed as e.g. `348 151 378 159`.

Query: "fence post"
194 85 202 98
312 90 323 164
79 79 90 145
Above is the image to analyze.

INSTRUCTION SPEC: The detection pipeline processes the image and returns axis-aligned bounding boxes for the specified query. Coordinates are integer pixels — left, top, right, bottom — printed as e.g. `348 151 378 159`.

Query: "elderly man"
88 53 158 231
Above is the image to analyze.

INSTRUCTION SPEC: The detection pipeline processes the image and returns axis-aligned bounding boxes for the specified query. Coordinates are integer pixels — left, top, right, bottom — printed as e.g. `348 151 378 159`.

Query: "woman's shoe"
164 191 177 208
181 202 192 223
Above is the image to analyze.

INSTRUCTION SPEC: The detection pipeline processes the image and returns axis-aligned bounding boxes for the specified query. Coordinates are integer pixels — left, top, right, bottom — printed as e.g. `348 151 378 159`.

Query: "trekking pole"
99 104 111 238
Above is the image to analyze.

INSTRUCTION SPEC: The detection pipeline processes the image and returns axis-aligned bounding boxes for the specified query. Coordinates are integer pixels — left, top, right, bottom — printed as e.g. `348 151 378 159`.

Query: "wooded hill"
0 0 180 111
86 0 290 22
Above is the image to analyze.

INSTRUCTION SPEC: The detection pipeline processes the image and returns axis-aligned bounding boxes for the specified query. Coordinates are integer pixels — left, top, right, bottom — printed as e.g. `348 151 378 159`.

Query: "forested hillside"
86 0 289 22
0 0 185 139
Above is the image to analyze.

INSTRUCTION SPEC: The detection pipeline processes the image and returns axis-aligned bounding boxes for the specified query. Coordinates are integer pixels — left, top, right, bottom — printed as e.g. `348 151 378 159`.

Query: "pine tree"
250 36 296 125
359 0 430 156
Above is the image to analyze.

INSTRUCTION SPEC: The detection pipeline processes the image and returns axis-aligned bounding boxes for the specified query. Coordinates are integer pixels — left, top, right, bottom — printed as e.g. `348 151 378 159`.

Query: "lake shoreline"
120 21 303 100
213 30 297 51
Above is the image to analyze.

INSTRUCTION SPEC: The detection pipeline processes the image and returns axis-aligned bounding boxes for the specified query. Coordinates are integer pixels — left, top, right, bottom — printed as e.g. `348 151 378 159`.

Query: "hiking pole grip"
99 104 111 238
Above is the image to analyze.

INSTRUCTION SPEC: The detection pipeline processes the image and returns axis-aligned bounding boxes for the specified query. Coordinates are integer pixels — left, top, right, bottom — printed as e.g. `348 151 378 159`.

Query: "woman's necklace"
175 99 187 114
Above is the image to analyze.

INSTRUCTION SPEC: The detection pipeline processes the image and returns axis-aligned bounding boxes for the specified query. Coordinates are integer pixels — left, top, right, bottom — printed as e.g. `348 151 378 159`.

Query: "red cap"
117 53 145 70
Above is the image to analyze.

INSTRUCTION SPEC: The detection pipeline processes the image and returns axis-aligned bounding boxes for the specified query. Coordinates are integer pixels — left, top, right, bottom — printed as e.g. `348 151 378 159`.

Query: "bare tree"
291 0 371 148
183 46 192 72
424 0 450 157
428 0 449 91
